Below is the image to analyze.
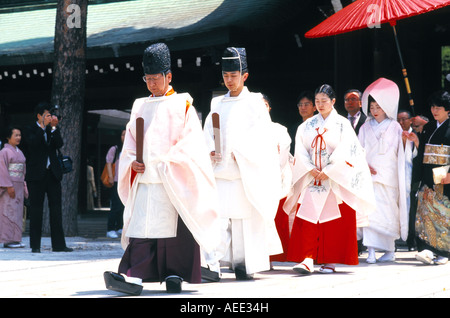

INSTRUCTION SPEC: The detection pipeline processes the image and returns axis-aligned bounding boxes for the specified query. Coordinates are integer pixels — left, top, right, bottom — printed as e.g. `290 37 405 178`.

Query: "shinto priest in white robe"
283 108 375 228
117 87 221 254
203 86 283 274
271 121 293 200
269 119 294 262
359 78 408 252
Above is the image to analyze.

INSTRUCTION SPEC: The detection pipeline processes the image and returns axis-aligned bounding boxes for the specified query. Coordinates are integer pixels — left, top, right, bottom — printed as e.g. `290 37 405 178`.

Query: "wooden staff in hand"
132 117 145 173
210 113 222 163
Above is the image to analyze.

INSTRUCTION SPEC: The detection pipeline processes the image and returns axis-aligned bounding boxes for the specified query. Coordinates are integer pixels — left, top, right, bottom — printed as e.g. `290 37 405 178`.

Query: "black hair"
34 101 52 117
1 125 21 149
116 129 126 153
398 109 412 118
344 89 362 99
368 95 377 104
262 94 271 106
427 90 450 111
296 91 315 106
315 84 336 100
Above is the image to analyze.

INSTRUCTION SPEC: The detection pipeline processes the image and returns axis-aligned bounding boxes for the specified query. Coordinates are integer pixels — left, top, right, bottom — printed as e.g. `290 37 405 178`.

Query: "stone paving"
1 235 449 300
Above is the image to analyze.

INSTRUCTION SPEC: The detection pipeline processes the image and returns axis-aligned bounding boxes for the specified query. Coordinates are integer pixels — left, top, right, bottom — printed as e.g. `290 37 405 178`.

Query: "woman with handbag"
105 129 125 239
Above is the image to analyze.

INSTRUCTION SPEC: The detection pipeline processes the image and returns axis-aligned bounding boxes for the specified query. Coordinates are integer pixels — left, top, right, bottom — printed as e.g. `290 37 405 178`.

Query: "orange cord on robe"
311 127 327 186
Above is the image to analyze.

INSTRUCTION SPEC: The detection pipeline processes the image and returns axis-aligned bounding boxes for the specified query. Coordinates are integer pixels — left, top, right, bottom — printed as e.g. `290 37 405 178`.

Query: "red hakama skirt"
272 201 358 265
270 197 291 262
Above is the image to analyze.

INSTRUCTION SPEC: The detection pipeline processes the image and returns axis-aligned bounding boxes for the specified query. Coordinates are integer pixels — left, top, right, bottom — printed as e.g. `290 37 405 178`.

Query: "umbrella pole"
392 24 415 116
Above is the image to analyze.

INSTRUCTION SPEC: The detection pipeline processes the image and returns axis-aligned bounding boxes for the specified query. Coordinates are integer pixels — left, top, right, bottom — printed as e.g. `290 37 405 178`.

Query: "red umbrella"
305 0 450 115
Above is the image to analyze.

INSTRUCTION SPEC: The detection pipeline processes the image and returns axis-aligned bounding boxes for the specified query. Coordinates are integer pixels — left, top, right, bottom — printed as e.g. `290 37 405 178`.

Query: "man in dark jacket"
344 89 367 135
22 102 72 253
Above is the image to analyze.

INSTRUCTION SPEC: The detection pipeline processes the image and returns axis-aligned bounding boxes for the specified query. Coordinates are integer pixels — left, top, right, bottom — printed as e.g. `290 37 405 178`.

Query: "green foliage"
442 46 450 88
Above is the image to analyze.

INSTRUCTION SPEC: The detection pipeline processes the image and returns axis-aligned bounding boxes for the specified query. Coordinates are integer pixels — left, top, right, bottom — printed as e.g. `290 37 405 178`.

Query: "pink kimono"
0 144 27 244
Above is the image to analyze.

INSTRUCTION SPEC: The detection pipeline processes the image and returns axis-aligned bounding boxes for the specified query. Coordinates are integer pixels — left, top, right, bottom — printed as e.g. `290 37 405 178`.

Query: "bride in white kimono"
358 78 408 263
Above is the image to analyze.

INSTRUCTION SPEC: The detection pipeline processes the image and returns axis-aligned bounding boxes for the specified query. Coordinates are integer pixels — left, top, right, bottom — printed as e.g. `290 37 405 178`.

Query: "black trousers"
406 181 420 248
28 169 67 250
107 183 124 232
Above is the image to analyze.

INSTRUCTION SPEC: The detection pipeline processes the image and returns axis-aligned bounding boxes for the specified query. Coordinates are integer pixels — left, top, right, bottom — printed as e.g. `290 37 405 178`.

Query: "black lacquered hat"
142 43 171 75
222 47 248 73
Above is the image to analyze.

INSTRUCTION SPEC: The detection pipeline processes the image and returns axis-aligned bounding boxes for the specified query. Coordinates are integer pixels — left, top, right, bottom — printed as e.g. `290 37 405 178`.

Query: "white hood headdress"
362 77 400 120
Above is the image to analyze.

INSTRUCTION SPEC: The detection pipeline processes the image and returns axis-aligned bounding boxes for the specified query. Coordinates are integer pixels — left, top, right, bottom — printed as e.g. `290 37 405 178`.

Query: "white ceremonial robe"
358 118 408 251
117 88 221 254
271 122 293 199
404 127 417 213
203 86 283 274
284 108 375 227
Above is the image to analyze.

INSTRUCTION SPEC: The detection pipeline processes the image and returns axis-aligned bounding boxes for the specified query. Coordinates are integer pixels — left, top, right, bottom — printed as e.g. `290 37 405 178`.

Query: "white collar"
36 121 45 131
436 118 448 128
224 86 249 100
348 111 361 119
318 107 337 123
370 117 390 127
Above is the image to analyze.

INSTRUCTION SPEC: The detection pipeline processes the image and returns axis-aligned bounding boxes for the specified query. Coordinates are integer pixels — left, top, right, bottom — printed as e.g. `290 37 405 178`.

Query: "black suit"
351 112 367 135
288 121 302 155
23 123 67 251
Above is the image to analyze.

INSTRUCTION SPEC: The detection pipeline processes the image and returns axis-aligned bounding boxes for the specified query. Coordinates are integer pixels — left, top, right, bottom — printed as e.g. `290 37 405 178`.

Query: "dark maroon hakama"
118 217 201 284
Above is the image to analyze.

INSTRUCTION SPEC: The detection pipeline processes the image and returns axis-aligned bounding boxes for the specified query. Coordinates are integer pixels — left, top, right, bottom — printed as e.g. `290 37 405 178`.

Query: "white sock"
124 276 143 285
368 247 376 259
303 257 314 270
378 251 395 261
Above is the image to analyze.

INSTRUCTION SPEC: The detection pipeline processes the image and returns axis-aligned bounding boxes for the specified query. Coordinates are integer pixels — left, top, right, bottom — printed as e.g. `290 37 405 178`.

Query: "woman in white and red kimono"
283 84 375 274
0 126 28 248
